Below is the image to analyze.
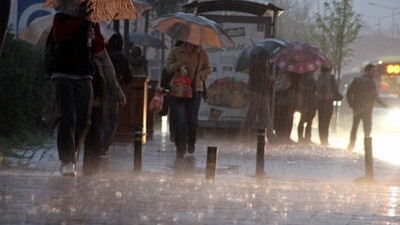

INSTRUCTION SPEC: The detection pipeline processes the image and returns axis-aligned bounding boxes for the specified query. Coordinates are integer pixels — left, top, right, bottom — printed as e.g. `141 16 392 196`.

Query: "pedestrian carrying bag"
169 66 193 98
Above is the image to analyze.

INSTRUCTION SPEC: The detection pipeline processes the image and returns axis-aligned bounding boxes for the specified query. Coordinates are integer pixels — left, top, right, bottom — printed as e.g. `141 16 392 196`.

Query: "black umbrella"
234 38 287 72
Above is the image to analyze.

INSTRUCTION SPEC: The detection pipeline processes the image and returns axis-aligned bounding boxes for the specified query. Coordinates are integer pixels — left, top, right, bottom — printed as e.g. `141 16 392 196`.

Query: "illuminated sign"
386 64 400 75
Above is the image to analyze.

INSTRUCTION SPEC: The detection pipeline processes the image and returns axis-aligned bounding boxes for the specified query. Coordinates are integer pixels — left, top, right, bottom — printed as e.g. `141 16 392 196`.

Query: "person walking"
346 63 386 151
315 62 342 146
129 45 148 77
100 33 131 158
49 12 105 176
274 71 303 144
165 42 212 158
297 72 317 144
241 57 277 143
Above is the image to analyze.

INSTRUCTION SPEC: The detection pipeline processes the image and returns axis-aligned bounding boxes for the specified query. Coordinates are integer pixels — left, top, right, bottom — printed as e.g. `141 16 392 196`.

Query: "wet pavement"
1 130 400 224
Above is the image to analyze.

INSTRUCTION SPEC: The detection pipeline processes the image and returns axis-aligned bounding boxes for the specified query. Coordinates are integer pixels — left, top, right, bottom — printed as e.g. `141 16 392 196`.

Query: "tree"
270 0 314 41
312 0 362 79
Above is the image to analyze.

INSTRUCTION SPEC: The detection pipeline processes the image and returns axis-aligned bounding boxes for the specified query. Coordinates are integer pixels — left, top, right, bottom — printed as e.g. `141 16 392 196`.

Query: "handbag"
169 66 193 98
148 88 164 112
331 75 343 101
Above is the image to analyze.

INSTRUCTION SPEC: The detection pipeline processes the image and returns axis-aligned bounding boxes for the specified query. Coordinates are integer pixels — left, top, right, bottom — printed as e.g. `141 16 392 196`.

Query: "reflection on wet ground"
1 117 400 224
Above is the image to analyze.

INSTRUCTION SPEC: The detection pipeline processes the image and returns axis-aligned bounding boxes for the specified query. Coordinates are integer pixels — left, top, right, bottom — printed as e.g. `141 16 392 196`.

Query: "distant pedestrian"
241 57 277 143
297 72 317 144
315 61 341 146
346 63 386 151
274 71 303 144
129 45 147 76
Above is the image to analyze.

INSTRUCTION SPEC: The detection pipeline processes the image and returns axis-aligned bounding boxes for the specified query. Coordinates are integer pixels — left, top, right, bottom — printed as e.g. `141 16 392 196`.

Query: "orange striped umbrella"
43 0 139 22
150 12 235 49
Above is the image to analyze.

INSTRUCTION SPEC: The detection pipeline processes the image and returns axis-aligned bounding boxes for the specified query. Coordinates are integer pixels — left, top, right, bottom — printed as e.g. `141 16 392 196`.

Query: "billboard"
16 0 52 34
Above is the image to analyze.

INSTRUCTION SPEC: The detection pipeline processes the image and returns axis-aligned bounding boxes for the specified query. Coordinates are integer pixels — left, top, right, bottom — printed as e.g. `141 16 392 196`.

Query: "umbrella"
18 14 115 46
132 0 152 14
271 41 327 73
129 32 167 49
234 38 287 72
43 0 139 22
150 12 235 49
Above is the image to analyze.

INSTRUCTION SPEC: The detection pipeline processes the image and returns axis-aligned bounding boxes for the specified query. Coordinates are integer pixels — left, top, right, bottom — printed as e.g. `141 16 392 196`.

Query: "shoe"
60 162 76 177
285 138 297 145
176 144 186 158
347 142 355 151
99 150 111 159
304 139 316 145
321 141 330 146
187 144 195 154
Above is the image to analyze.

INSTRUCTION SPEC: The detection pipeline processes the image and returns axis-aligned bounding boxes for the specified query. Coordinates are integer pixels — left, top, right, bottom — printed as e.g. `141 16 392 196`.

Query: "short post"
364 137 374 180
134 126 143 172
256 129 266 178
206 146 218 180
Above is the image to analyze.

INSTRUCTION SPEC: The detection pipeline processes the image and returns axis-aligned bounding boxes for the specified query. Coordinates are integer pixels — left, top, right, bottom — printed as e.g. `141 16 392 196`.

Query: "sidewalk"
1 131 400 224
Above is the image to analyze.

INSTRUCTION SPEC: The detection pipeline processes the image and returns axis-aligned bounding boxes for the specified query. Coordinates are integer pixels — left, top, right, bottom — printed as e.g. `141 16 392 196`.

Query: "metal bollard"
256 129 266 177
134 126 143 172
364 137 374 180
206 146 218 180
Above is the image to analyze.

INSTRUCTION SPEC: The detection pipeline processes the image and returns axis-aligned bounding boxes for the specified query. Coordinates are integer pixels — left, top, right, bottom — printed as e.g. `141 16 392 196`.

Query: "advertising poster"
199 22 265 127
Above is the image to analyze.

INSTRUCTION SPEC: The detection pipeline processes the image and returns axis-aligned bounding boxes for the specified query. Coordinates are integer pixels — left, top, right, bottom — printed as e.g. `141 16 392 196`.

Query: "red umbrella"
271 41 327 73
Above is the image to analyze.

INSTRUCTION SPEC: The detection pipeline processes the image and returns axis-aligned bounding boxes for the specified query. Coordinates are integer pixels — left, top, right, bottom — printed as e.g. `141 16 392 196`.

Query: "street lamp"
360 13 400 33
369 2 400 51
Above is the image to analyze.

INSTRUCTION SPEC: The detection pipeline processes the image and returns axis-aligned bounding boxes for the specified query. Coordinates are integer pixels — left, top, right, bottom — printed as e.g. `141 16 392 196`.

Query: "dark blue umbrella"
235 38 287 72
129 32 167 49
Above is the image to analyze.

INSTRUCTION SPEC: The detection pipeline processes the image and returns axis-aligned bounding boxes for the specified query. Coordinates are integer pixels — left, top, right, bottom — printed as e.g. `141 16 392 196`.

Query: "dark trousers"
317 99 333 144
170 96 201 151
54 77 92 164
349 109 372 145
83 105 103 174
274 105 296 142
102 101 118 151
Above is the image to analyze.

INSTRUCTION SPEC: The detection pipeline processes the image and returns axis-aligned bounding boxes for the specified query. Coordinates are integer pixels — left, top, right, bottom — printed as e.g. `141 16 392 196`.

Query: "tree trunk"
333 0 348 131
0 0 11 57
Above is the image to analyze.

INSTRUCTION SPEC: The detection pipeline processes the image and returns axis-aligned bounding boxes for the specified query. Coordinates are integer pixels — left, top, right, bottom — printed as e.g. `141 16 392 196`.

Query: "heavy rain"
1 0 400 224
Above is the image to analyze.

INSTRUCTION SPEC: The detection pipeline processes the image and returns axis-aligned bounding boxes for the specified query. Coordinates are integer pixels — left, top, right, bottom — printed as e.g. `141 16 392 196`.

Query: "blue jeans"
54 77 93 164
169 95 201 151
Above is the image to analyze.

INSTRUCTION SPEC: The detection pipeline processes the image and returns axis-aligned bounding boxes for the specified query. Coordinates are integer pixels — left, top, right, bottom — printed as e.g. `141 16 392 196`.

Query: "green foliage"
311 0 362 76
0 31 54 138
150 0 188 16
271 0 315 41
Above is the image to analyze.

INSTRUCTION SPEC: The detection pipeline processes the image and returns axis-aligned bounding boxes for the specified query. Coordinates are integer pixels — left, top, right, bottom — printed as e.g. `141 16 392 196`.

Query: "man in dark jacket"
50 12 105 176
346 63 386 150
